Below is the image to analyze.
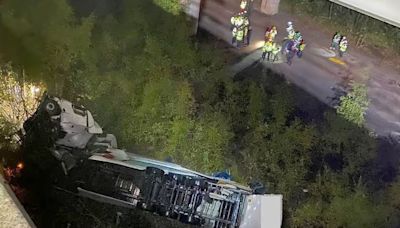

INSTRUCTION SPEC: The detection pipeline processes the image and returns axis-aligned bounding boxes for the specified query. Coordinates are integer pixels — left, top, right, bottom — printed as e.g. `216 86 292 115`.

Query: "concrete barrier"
0 174 35 228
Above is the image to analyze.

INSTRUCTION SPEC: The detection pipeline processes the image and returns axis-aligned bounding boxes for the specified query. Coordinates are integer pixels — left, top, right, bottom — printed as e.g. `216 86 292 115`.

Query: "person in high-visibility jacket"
285 40 296 65
297 40 306 58
243 14 251 45
230 15 235 25
265 26 277 42
286 21 294 33
339 36 348 57
288 30 295 40
235 28 245 47
286 21 295 40
270 26 277 41
230 13 243 26
262 41 274 60
231 14 245 45
293 31 302 43
264 27 271 40
232 27 238 44
271 43 281 62
330 32 341 51
231 14 238 44
230 14 237 31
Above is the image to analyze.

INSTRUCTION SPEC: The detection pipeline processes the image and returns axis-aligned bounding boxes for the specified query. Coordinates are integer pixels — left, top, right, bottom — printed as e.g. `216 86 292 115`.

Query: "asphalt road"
199 0 400 136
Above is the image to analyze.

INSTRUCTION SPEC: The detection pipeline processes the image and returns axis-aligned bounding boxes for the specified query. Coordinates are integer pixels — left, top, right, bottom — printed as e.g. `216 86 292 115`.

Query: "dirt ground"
200 0 400 136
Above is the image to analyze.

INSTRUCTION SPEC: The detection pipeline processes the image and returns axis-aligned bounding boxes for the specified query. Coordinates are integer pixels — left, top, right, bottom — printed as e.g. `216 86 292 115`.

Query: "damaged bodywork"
22 94 283 228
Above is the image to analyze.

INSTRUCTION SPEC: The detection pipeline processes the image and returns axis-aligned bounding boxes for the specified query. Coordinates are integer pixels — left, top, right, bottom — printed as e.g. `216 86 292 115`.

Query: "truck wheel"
198 179 207 189
44 99 61 116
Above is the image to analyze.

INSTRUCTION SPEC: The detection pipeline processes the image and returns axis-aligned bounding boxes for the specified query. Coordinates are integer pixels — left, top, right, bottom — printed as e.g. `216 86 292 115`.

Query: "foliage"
324 190 389 227
281 0 400 53
0 0 94 97
0 0 398 226
383 180 400 225
294 185 390 227
337 82 369 126
0 63 43 141
234 80 316 210
153 0 182 15
247 82 266 128
320 111 376 180
293 170 394 227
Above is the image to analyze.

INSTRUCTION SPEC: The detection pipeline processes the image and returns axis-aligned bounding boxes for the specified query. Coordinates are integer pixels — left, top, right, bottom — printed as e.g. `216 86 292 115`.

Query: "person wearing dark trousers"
246 25 252 45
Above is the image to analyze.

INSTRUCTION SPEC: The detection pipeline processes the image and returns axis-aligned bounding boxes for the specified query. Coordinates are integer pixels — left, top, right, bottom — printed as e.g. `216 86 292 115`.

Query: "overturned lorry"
22 94 283 228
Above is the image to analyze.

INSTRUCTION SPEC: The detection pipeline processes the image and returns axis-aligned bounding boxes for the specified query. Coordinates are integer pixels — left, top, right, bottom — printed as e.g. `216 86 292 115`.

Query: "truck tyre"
198 179 207 189
44 99 61 116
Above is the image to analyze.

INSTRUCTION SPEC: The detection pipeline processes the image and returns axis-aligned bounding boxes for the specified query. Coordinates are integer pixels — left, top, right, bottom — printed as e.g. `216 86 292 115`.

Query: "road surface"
199 0 400 136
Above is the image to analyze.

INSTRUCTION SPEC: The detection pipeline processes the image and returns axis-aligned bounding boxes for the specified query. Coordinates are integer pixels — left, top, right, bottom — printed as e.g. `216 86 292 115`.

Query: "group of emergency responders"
230 11 251 47
330 32 348 57
230 0 253 48
261 21 306 64
262 26 280 62
231 0 348 65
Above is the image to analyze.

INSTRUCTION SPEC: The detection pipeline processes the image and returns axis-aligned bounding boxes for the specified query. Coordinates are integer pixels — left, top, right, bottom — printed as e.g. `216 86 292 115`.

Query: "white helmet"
288 21 293 26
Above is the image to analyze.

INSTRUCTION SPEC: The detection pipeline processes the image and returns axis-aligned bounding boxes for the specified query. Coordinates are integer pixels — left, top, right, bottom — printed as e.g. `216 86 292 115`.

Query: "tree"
0 0 94 96
1 0 397 226
337 82 369 126
320 111 377 182
0 63 43 142
294 188 390 228
241 81 315 205
247 82 266 128
176 112 232 172
324 189 389 227
293 171 393 228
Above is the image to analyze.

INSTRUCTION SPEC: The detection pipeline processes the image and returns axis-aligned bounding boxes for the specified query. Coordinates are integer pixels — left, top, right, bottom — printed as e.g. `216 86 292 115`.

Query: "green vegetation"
0 0 399 227
293 182 392 227
153 0 182 15
0 63 43 163
281 0 400 55
337 82 369 126
0 0 94 96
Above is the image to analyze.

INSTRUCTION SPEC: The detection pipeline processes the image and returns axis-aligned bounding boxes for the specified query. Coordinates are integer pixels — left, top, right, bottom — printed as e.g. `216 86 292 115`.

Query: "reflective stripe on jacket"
236 30 244 41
